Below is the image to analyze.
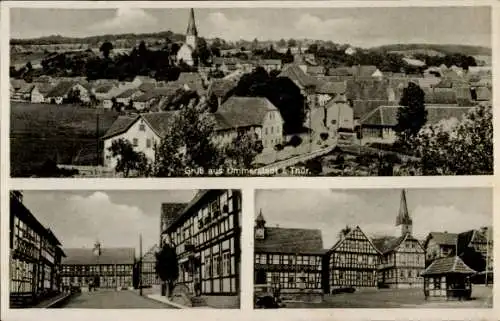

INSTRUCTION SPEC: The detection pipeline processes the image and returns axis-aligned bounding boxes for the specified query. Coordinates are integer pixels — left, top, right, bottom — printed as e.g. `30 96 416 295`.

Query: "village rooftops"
315 81 346 95
421 256 476 276
360 105 473 127
278 63 318 88
45 81 79 98
403 58 426 67
372 233 422 255
101 111 179 140
207 79 237 98
424 232 459 247
11 195 65 254
456 229 490 256
94 84 116 94
213 96 279 130
62 247 135 265
255 226 326 255
329 225 382 255
161 190 236 233
116 88 141 99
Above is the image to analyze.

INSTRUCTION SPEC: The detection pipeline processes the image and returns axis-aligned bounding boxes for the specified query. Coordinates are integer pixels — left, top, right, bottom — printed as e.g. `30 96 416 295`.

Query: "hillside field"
10 102 120 176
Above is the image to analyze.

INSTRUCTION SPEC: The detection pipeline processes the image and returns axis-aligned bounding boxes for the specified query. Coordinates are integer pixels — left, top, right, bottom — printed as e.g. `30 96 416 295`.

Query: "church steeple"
255 209 266 240
395 189 413 236
185 8 198 51
186 8 198 37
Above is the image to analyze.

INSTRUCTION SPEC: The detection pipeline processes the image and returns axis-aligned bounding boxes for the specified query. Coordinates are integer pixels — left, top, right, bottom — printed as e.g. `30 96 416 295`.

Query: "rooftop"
421 256 476 276
62 247 135 265
255 226 325 255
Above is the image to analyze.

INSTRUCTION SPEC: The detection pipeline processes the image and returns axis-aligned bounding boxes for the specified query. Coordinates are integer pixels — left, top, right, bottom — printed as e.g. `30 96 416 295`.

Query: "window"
132 138 138 147
139 124 146 131
146 139 152 148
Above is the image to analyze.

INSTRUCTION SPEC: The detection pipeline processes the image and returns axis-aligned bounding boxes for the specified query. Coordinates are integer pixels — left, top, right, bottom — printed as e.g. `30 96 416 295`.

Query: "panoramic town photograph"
9 6 493 177
9 189 242 309
254 188 493 308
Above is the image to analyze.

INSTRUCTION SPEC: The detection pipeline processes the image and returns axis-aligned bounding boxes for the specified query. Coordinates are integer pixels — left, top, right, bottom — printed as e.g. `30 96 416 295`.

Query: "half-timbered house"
373 190 425 288
140 245 160 287
160 190 241 307
10 191 66 307
254 211 326 301
327 225 381 292
61 242 135 290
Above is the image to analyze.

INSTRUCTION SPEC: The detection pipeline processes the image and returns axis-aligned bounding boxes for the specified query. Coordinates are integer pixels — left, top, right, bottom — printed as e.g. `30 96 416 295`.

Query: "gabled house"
315 81 347 107
278 64 318 108
423 232 458 266
207 79 237 109
360 105 472 144
176 72 207 95
372 190 426 288
212 97 284 150
256 59 282 73
327 225 381 292
254 210 326 302
101 112 178 169
456 227 493 279
30 82 54 103
45 81 91 104
115 88 144 106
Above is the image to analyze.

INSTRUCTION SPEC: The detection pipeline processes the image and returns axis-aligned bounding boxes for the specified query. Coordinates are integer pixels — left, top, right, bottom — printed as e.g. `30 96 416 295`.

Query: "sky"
10 7 491 47
21 190 198 256
255 188 492 249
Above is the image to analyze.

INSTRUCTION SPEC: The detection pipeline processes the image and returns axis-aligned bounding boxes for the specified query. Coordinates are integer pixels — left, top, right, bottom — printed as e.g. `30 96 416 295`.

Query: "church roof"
186 8 198 37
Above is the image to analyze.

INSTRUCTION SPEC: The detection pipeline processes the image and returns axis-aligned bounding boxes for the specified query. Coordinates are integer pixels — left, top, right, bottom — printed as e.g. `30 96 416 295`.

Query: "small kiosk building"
421 256 476 300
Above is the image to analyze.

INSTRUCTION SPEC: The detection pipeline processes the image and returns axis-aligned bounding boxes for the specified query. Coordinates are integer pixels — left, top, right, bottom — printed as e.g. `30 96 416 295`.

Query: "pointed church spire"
186 8 198 37
396 189 412 226
256 209 266 227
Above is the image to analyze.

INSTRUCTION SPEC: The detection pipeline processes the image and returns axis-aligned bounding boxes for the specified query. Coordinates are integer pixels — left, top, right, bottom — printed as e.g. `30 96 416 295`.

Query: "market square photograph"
8 5 493 177
8 189 242 309
253 188 493 308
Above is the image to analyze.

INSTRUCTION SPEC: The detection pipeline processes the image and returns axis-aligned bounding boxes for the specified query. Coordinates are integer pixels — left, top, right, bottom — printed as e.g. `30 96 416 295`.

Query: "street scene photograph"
254 188 493 308
8 189 242 309
9 5 493 177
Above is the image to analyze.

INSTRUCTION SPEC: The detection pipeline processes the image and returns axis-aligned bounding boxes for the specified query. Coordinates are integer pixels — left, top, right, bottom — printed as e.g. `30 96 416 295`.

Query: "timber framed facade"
61 243 135 290
161 190 241 296
327 226 381 292
10 191 65 308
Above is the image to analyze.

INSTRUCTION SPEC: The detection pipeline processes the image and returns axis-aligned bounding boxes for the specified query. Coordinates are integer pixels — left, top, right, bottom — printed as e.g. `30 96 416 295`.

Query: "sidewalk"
35 292 74 308
146 294 212 309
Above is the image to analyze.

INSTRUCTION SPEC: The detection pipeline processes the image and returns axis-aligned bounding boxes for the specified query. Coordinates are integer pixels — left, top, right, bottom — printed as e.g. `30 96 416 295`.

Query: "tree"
99 41 114 59
155 243 179 297
224 132 263 169
154 104 222 176
394 82 427 149
287 38 297 48
413 104 493 175
108 138 152 177
234 68 307 134
338 225 352 240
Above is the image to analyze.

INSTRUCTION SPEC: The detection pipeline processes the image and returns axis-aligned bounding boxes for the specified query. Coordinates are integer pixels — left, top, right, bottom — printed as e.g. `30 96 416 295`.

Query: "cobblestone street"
283 285 493 308
60 290 175 309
